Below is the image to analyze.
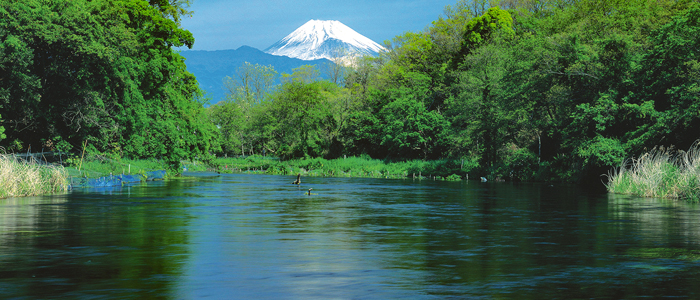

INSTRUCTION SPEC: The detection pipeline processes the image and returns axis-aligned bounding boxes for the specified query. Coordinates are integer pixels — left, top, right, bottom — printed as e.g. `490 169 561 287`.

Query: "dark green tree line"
0 0 216 171
209 0 700 183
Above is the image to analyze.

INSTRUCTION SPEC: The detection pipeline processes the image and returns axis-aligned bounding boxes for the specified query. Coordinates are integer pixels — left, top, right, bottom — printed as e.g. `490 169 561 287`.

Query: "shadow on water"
0 180 193 299
2 173 700 299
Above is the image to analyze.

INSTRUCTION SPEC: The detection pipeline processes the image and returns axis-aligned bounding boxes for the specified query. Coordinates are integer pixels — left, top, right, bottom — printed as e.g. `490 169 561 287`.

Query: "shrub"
445 174 462 181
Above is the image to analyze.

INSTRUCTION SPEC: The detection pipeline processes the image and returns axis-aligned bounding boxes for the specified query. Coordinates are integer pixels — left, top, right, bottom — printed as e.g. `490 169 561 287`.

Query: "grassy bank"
211 155 477 181
0 155 69 198
63 154 170 179
606 144 700 200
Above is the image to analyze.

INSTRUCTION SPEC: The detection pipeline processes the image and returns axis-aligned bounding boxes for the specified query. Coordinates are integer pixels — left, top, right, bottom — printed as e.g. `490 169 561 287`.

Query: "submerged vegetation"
626 247 700 261
607 143 700 200
0 155 68 198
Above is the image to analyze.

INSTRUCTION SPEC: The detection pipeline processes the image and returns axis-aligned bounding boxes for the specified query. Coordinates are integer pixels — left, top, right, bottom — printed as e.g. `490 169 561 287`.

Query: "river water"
2 173 700 299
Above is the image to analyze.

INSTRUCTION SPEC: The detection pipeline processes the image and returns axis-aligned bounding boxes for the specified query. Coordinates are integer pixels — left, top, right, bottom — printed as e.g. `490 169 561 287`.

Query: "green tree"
378 92 450 159
625 4 700 152
345 71 449 159
0 0 215 171
214 62 278 156
209 100 245 155
223 62 278 107
455 7 515 67
451 35 524 169
262 81 336 158
281 65 320 84
321 48 351 86
0 115 5 142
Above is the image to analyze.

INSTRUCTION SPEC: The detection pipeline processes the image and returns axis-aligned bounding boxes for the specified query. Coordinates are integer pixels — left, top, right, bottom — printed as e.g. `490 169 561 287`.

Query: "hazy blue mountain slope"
180 46 332 104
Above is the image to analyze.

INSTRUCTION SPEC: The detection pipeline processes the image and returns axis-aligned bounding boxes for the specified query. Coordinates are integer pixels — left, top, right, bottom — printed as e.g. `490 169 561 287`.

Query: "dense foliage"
211 0 700 183
0 0 216 171
3 0 699 182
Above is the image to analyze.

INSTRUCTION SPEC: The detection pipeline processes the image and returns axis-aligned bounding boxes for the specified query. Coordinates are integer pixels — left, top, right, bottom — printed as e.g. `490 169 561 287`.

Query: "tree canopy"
0 0 215 171
11 0 699 182
209 0 700 183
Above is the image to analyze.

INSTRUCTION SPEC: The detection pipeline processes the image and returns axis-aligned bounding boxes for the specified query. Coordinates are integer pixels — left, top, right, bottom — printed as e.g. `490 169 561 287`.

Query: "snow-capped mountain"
264 20 385 63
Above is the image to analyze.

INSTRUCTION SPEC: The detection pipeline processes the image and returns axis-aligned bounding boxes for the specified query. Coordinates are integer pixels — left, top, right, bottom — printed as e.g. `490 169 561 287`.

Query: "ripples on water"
1 173 700 299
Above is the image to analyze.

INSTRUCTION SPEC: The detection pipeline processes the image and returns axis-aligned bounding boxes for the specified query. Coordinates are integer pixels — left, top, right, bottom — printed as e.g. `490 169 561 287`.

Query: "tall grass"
607 143 700 200
0 155 69 198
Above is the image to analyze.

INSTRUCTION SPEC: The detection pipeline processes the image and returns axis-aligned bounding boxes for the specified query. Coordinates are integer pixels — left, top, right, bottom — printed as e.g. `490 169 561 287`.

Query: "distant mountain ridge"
180 46 332 104
181 20 383 103
264 20 385 62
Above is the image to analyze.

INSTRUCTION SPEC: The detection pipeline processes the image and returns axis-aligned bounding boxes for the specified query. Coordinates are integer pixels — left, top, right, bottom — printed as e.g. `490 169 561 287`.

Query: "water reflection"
0 195 68 239
2 174 700 299
0 181 191 299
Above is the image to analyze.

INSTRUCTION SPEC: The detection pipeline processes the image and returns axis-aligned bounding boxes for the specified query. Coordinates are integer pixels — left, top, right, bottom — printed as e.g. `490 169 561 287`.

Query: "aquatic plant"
0 155 69 198
626 247 700 261
607 142 700 200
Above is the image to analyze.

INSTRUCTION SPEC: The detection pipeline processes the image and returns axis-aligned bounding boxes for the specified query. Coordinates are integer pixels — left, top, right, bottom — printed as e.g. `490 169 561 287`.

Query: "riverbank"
210 155 475 181
63 154 171 179
60 154 172 188
0 155 69 198
606 144 700 201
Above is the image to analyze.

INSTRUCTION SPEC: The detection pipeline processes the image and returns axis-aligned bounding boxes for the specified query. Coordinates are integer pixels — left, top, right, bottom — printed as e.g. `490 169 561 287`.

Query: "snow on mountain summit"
264 20 385 62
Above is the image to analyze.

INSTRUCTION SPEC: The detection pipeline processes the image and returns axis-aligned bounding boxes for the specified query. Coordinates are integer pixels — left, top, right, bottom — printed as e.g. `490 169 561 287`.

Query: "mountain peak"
264 20 385 62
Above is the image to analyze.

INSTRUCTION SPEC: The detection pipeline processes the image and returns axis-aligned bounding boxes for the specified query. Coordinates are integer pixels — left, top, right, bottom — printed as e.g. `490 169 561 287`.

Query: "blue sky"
180 0 459 51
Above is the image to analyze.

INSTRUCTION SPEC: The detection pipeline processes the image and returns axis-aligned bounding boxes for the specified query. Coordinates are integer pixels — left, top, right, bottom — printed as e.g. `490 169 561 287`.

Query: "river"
1 173 700 299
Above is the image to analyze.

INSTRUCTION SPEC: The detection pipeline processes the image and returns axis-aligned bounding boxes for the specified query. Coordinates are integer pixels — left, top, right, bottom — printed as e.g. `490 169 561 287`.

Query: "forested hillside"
211 0 700 182
0 0 216 170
